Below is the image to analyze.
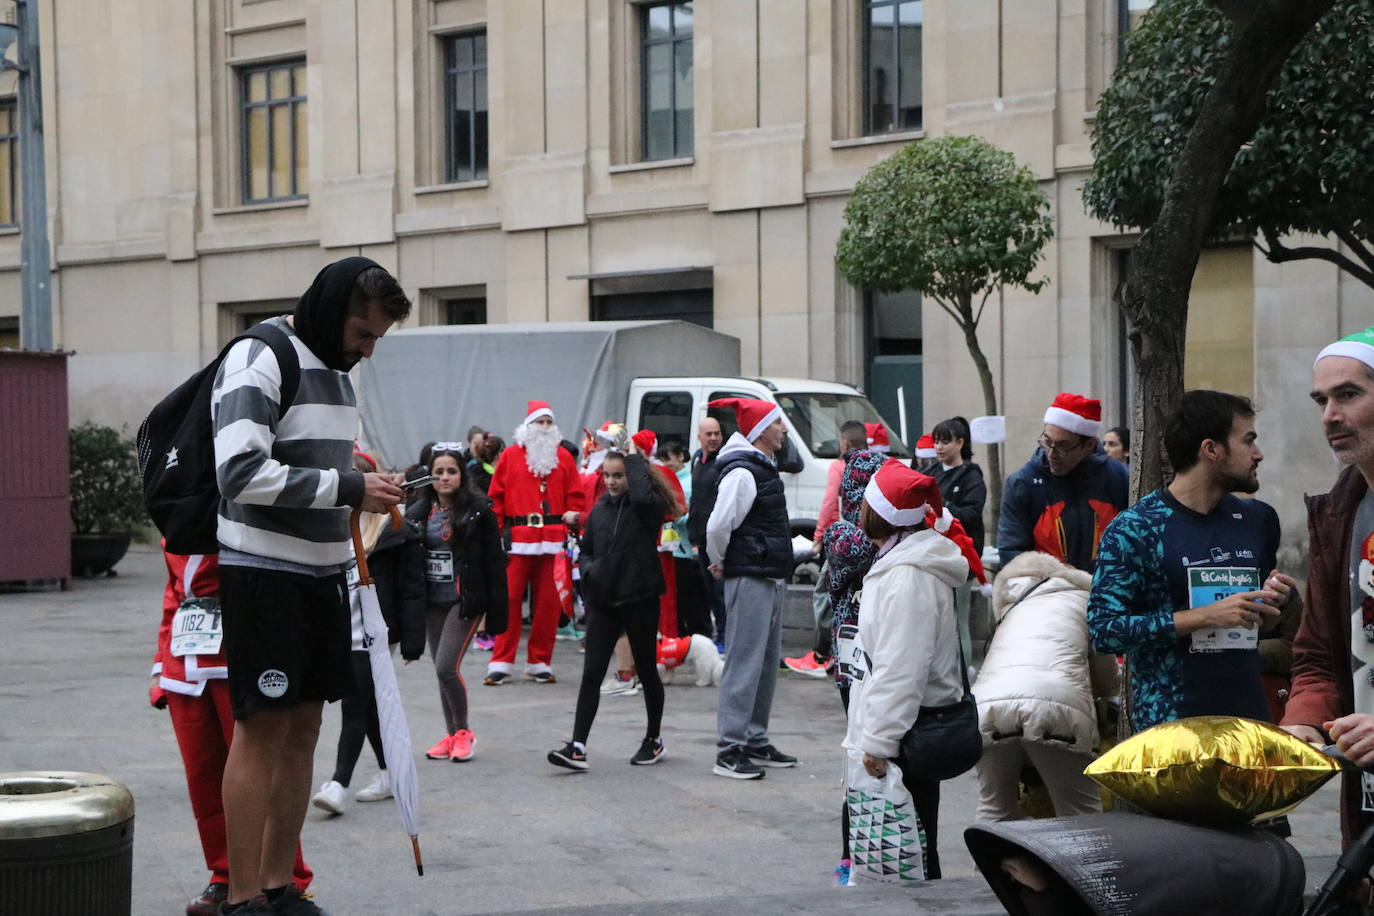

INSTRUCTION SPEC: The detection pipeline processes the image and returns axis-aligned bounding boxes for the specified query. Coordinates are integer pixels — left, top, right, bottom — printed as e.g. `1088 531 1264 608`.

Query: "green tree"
1083 0 1340 493
836 135 1054 535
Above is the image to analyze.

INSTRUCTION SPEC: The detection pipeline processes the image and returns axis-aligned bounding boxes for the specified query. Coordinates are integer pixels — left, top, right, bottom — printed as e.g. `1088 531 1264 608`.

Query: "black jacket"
406 494 509 632
687 449 720 548
580 454 668 609
715 445 791 579
933 462 987 554
368 520 428 661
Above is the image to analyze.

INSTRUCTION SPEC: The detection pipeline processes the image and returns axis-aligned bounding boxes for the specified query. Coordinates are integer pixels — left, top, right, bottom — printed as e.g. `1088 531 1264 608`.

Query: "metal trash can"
0 771 135 915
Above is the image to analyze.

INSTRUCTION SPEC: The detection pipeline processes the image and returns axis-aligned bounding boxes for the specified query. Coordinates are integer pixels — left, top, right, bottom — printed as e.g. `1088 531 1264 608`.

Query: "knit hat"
708 398 783 442
632 429 657 456
863 460 943 527
1043 392 1102 438
524 400 554 425
915 434 937 459
866 423 892 453
1315 327 1374 372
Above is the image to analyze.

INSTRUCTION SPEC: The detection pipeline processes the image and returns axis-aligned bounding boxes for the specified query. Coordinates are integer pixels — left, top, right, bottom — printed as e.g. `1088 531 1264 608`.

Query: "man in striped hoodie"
211 257 408 916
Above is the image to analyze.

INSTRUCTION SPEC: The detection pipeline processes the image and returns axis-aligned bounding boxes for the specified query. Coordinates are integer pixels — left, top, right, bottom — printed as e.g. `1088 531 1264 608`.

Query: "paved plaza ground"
0 546 1347 914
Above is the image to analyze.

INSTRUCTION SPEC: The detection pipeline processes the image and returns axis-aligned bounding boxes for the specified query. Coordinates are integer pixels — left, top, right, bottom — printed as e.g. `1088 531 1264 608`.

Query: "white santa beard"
514 423 562 476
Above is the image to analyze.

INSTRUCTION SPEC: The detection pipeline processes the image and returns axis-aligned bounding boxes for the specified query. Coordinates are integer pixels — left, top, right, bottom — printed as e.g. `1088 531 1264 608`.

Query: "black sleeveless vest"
715 448 791 579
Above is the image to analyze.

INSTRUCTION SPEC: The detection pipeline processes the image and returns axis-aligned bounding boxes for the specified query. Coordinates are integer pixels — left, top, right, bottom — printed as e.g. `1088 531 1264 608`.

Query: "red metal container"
0 350 70 587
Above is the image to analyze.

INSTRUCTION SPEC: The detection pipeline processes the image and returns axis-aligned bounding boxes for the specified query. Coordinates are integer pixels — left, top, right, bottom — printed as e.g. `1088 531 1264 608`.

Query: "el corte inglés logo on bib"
258 669 289 698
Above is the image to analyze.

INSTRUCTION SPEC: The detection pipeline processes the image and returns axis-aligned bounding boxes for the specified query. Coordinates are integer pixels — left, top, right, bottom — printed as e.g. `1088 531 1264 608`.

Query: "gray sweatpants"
716 575 788 752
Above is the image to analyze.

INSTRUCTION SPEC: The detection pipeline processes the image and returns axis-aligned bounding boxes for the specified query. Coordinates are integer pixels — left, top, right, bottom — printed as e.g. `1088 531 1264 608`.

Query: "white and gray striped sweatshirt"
210 317 365 571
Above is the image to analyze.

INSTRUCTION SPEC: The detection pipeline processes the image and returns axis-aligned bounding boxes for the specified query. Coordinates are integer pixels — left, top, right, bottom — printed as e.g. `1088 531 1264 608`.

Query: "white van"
627 376 911 539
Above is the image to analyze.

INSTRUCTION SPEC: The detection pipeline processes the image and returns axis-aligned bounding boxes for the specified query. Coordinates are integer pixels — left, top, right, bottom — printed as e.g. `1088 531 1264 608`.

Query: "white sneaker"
311 780 346 815
354 770 392 803
599 673 640 696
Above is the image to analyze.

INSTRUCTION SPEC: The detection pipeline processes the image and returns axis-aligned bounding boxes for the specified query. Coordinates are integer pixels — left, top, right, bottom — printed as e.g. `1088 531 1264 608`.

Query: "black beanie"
292 256 381 371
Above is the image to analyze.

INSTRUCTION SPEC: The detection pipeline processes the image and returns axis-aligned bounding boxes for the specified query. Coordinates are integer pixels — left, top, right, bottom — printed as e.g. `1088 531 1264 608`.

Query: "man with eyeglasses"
997 392 1129 572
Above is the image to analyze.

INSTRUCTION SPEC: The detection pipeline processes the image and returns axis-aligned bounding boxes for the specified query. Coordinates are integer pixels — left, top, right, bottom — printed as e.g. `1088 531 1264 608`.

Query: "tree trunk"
958 296 1002 545
1122 0 1333 500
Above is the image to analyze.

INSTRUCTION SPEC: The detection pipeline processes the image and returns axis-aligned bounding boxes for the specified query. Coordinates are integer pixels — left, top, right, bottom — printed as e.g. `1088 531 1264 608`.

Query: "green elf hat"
1316 327 1374 371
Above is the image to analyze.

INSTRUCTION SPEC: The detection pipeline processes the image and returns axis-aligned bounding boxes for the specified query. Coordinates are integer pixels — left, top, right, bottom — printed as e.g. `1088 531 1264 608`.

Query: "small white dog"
657 634 724 687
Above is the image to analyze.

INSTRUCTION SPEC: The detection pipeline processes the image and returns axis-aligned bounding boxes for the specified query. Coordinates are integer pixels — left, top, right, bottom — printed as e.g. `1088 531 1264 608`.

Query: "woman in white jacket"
844 462 969 880
972 550 1105 821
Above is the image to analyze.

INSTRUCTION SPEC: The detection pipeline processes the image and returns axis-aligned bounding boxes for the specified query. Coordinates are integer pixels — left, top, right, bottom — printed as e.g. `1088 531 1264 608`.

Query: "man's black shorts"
220 564 354 719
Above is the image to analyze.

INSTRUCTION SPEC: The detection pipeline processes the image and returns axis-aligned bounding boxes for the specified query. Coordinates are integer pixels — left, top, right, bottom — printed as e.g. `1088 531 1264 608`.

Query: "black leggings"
838 686 942 879
332 651 384 787
572 597 664 745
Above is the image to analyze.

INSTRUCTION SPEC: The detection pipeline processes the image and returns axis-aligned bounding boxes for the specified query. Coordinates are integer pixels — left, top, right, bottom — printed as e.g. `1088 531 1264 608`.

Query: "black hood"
292 256 380 371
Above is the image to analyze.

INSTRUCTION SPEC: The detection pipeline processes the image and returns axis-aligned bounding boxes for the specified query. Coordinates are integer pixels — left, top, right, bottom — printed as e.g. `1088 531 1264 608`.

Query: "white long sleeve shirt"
705 433 772 568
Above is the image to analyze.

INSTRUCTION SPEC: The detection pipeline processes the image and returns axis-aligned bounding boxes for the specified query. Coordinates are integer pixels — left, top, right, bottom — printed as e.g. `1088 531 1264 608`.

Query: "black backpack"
136 323 301 555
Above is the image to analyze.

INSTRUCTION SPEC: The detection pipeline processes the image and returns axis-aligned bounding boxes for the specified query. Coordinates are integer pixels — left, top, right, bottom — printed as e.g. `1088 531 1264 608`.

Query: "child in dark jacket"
548 449 676 770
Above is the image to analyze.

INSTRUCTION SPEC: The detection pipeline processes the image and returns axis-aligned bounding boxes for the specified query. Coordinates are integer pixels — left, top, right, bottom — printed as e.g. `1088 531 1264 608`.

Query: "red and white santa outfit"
486 401 587 677
151 547 311 893
631 428 687 638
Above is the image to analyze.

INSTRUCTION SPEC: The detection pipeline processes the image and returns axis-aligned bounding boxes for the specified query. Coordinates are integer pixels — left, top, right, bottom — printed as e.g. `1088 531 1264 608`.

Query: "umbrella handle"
350 506 405 585
412 835 424 877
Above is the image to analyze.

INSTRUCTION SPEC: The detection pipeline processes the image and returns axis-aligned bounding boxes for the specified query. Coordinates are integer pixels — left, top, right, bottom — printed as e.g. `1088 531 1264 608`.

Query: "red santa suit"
486 402 587 676
152 548 311 892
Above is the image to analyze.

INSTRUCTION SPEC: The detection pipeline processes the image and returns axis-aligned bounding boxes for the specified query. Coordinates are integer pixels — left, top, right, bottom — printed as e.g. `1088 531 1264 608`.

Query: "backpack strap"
238 322 302 415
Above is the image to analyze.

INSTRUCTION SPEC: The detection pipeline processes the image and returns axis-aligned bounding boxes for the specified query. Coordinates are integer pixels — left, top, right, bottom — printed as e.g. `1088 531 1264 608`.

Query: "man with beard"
1087 390 1294 733
212 258 407 915
485 401 585 684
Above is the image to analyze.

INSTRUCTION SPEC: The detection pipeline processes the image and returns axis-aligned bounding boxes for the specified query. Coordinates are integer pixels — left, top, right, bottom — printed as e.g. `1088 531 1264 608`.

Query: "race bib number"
345 564 360 589
426 550 454 582
170 598 223 657
1188 566 1260 652
836 624 866 682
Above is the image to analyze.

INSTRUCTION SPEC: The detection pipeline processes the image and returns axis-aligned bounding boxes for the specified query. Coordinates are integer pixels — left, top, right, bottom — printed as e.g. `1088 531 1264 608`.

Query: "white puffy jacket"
972 551 1099 754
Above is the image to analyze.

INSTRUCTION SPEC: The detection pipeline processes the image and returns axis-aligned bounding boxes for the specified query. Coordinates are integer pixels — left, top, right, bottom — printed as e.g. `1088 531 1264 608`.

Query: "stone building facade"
1 0 1368 553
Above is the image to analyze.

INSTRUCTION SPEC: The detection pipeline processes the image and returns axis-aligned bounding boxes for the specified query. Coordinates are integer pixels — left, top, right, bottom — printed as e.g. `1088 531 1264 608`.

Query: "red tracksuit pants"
493 553 561 667
166 681 312 889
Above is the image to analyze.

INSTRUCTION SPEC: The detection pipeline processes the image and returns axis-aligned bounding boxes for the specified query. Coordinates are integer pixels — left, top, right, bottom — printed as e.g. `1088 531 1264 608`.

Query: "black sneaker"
526 670 557 684
548 742 589 771
483 671 511 686
745 744 798 767
269 887 331 915
630 737 665 766
219 896 273 916
713 747 765 780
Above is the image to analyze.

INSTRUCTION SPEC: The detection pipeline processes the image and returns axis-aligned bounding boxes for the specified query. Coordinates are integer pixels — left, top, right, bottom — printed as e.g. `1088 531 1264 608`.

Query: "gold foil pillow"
1084 716 1340 826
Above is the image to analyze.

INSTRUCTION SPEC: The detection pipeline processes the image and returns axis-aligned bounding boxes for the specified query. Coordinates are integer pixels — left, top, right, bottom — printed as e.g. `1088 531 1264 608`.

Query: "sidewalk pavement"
0 547 1344 914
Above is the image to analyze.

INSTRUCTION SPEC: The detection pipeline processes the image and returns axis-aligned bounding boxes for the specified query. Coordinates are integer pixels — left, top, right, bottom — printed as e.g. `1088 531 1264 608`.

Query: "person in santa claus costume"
149 547 312 916
484 400 586 684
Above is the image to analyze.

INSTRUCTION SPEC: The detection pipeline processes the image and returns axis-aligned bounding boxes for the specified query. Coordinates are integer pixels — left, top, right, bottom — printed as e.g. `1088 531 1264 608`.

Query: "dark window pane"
865 0 921 134
445 298 487 325
675 41 694 156
455 35 474 69
474 69 489 177
896 1 923 129
474 33 487 66
675 2 694 36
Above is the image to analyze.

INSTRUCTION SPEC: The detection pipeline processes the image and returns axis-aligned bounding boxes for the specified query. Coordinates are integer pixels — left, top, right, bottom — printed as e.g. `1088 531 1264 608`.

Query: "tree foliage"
69 423 146 534
836 135 1055 318
1085 0 1374 286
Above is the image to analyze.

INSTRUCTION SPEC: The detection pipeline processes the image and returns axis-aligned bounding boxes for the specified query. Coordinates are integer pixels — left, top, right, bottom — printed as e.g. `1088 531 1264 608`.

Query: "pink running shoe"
425 734 455 760
450 729 475 762
783 651 829 679
474 633 495 651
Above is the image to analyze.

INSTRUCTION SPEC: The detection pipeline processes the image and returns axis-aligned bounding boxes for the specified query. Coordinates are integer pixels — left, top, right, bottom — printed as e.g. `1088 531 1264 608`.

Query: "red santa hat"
1043 392 1102 438
631 429 658 456
926 506 988 586
524 399 555 425
915 434 937 459
863 459 942 527
865 423 891 453
708 398 783 442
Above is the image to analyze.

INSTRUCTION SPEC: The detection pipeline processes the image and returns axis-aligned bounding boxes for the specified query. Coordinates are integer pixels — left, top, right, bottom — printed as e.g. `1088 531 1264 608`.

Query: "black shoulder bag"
895 619 982 781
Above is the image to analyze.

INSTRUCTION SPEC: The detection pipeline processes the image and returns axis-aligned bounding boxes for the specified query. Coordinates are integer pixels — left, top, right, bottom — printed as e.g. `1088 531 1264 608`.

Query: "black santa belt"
506 514 562 528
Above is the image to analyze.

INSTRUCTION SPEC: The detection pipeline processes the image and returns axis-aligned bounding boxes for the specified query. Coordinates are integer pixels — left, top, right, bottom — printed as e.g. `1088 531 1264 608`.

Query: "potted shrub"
69 422 146 577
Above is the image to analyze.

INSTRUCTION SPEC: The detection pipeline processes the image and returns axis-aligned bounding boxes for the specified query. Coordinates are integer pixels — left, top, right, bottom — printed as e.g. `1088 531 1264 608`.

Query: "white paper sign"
969 415 1006 444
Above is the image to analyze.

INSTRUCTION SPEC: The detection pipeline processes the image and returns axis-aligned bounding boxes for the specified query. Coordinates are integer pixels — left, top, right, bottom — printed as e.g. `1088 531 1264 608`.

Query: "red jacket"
151 549 227 702
488 445 586 555
1282 465 1366 844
